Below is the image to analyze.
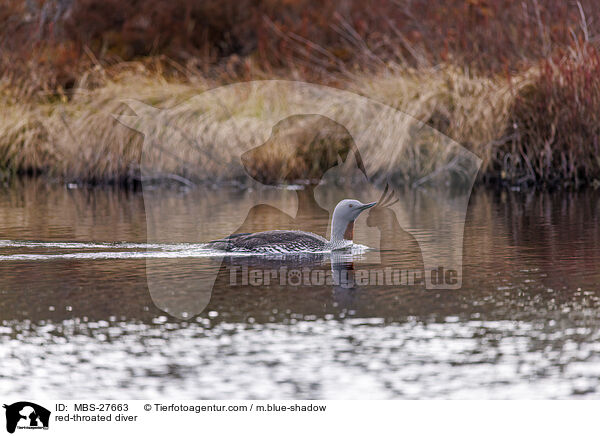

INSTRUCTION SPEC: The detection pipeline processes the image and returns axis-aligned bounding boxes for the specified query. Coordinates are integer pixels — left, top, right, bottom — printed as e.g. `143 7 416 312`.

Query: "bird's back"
207 230 328 253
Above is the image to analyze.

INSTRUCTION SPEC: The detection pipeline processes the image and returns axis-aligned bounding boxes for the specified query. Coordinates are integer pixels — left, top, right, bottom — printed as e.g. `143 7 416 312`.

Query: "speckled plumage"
207 230 328 253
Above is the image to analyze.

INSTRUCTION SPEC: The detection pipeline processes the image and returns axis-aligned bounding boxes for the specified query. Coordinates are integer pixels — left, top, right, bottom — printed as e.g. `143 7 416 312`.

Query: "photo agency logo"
115 80 481 320
3 402 50 433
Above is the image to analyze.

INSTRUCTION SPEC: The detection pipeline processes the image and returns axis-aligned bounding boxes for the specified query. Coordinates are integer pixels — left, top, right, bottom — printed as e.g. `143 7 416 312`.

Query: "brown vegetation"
1 0 600 187
502 46 600 187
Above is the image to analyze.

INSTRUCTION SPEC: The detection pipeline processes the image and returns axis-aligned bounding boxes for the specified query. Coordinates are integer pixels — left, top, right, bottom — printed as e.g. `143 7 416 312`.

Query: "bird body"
207 199 376 253
207 230 329 253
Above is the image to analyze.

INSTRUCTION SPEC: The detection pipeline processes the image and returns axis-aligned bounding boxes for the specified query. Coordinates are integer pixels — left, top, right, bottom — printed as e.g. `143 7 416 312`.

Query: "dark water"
1 180 600 399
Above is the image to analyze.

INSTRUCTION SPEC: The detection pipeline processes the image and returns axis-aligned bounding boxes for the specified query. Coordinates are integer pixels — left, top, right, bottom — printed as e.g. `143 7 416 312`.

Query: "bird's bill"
360 202 377 210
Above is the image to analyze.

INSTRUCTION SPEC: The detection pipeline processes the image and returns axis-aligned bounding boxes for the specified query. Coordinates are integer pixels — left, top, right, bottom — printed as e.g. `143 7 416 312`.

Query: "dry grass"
0 64 518 186
354 66 524 180
2 0 600 188
0 72 210 183
4 54 600 188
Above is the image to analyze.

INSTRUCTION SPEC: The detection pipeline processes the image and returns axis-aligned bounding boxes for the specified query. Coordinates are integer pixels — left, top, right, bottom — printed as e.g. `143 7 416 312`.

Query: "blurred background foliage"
2 0 600 187
2 0 600 91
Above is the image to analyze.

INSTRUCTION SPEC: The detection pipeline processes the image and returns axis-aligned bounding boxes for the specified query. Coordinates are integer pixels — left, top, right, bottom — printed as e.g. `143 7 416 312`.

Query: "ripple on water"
0 240 371 261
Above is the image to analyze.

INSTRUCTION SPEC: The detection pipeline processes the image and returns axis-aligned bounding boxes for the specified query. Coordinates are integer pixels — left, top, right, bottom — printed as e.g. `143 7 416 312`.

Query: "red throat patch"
344 221 354 240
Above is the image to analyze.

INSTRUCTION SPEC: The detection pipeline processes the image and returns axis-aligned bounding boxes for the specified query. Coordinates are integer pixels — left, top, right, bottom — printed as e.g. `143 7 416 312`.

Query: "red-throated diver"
207 199 376 253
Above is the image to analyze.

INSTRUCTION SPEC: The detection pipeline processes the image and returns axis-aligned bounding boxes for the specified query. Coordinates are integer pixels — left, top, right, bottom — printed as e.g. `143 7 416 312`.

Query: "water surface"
1 180 600 398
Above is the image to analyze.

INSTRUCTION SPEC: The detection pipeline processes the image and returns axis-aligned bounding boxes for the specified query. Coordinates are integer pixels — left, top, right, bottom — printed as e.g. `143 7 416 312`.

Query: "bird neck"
330 214 354 243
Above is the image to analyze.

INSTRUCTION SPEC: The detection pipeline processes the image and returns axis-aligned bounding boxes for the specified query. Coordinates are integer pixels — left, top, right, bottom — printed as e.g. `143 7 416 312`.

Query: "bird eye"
348 204 353 208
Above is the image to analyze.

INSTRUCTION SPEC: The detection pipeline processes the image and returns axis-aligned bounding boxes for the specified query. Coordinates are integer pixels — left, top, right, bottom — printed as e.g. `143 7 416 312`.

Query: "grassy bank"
2 0 600 188
3 51 600 188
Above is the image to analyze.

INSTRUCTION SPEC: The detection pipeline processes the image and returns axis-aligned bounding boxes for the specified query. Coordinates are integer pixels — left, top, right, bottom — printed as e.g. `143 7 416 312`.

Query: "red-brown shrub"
499 45 600 186
3 0 600 91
